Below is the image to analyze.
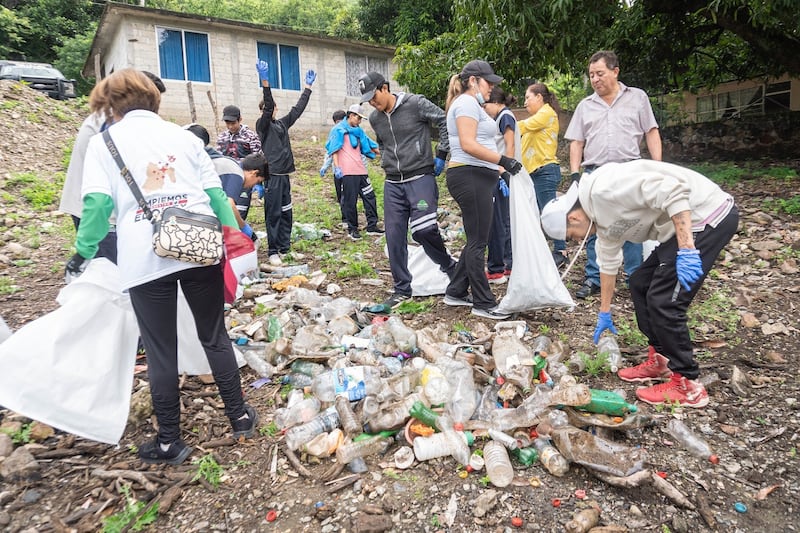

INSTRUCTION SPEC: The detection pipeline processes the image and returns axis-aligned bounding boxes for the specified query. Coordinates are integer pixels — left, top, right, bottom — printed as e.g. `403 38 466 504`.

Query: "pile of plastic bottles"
231 287 718 487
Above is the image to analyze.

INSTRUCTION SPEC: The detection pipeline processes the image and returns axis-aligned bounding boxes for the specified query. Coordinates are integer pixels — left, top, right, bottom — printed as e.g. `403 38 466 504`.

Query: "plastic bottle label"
539 446 558 464
332 367 367 400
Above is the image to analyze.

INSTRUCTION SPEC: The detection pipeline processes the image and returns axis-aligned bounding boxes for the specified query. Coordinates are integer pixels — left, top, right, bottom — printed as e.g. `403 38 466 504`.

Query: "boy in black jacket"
255 61 316 266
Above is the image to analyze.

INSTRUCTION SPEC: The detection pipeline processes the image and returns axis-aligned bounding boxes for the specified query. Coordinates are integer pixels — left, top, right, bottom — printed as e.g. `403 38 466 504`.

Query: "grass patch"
615 316 648 347
394 297 435 315
0 423 32 445
687 287 738 340
579 350 610 376
6 171 64 211
192 454 224 489
763 196 800 216
101 484 158 533
0 276 20 295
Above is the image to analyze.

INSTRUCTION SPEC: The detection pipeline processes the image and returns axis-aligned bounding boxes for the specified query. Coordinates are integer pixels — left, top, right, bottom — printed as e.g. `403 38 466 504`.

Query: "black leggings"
129 264 245 443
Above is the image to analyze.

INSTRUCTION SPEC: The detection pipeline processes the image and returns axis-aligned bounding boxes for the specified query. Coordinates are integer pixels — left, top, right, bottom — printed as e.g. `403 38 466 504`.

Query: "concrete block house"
83 2 397 136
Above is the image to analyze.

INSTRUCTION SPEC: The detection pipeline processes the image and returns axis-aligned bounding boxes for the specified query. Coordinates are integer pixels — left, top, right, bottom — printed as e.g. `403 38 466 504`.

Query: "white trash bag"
0 259 139 444
384 244 450 296
496 169 574 313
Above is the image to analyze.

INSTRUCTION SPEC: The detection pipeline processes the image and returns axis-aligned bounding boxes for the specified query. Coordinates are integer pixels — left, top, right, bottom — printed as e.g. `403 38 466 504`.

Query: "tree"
358 0 453 45
9 0 101 63
0 6 29 59
54 25 96 97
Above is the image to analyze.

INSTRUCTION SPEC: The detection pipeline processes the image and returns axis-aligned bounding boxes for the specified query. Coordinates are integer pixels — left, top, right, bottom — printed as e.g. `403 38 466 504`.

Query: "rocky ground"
0 80 799 532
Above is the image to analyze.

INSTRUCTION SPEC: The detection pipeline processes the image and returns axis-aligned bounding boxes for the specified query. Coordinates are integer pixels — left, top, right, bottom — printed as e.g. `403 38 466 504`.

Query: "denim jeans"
584 236 644 286
487 176 511 274
530 163 565 252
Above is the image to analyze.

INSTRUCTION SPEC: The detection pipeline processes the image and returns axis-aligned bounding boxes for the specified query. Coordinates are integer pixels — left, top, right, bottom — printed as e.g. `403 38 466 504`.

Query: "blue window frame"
157 28 211 83
257 42 300 90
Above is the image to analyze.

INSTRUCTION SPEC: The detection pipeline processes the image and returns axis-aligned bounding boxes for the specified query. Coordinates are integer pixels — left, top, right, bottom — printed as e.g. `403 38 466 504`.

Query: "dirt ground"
0 80 799 532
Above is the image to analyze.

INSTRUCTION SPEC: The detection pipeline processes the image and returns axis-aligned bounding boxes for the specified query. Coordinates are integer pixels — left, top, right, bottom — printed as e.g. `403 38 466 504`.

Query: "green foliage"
1 423 32 445
192 454 224 489
393 297 434 315
259 421 279 437
764 196 800 216
54 26 96 97
615 316 648 347
579 350 610 376
6 171 63 211
358 0 453 45
336 257 375 279
0 6 30 58
101 485 159 533
687 288 738 339
0 276 20 296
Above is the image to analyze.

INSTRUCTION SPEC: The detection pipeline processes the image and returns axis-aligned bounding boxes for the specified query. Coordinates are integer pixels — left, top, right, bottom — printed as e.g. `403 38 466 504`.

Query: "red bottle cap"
496 376 505 385
574 489 586 499
709 454 719 464
656 471 667 479
529 429 538 439
266 510 277 522
453 422 464 431
511 516 523 527
551 498 561 507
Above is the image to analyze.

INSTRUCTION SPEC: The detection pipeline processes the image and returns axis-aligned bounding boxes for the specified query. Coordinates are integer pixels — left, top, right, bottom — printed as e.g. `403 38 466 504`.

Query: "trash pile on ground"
222 260 726 530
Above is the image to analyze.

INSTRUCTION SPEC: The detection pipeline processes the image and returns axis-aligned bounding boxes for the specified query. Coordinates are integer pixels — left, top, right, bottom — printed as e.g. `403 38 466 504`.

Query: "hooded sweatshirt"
579 159 734 275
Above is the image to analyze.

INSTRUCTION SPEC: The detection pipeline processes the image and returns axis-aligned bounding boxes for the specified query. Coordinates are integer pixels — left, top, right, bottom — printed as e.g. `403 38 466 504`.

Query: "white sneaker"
471 306 511 320
268 254 282 266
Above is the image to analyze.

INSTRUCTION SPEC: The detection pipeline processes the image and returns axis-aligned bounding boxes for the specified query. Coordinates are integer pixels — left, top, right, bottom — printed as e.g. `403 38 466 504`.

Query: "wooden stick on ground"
91 468 158 492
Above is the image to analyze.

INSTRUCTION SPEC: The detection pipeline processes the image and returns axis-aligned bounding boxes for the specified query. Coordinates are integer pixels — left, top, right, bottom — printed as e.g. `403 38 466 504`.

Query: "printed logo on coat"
416 199 429 211
143 155 177 193
607 219 640 239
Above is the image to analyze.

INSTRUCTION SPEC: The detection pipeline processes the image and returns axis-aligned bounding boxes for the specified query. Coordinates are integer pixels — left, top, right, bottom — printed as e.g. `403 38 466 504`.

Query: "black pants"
629 206 739 379
264 174 292 255
446 165 498 310
71 215 118 264
384 174 454 296
128 264 245 443
341 174 379 232
486 175 511 274
333 177 345 221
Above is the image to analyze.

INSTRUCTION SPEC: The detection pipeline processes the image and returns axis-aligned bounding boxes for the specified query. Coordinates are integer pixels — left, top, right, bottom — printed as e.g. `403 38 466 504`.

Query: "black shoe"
575 280 600 299
231 403 258 439
382 293 411 309
553 252 568 269
348 230 362 241
138 438 193 465
365 226 385 235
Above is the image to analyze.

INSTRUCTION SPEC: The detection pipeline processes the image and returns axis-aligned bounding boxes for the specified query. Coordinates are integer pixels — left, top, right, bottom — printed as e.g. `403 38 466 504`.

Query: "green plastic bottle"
510 447 539 466
409 401 441 430
576 389 638 416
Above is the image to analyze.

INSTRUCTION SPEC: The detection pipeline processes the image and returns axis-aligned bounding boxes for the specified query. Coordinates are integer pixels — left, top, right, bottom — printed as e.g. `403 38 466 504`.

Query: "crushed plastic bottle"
665 419 719 464
488 428 519 450
311 366 383 402
412 430 473 465
301 428 343 458
290 360 325 377
576 389 638 416
364 392 429 433
334 396 362 437
565 506 600 533
596 336 623 373
274 397 321 430
282 373 314 388
386 316 418 353
376 369 421 403
285 406 341 451
241 348 276 378
533 437 569 477
440 359 478 429
545 424 647 477
335 435 392 464
531 335 552 356
483 440 514 487
492 329 535 376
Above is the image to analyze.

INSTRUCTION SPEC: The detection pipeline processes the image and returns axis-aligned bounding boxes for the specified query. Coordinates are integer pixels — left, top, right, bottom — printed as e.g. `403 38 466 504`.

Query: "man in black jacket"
256 62 316 266
359 72 456 308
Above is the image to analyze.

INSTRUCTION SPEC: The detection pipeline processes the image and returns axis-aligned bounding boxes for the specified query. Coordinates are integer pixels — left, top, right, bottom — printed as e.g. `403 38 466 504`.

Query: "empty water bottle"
334 395 362 437
483 440 514 487
285 406 341 451
364 392 428 433
596 336 623 373
274 397 321 430
576 389 638 416
386 316 418 353
412 430 473 465
531 335 552 356
282 373 314 388
533 437 569 477
547 424 647 477
335 435 392 464
241 349 276 378
311 366 383 402
488 428 519 450
665 419 719 464
290 360 325 377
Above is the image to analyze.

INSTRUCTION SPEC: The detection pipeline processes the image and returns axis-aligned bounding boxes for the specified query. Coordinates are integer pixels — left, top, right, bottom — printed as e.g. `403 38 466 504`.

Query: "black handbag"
102 130 223 265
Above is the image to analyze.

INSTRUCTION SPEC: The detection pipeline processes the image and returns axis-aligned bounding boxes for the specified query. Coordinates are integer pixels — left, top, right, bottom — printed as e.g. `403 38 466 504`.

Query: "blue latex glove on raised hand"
304 69 317 86
498 177 509 197
676 248 704 291
256 60 269 83
252 183 264 199
334 167 343 179
593 311 618 344
433 157 446 176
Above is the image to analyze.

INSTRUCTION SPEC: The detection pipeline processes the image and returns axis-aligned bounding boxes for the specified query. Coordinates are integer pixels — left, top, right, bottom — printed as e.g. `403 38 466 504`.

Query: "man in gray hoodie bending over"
359 72 456 309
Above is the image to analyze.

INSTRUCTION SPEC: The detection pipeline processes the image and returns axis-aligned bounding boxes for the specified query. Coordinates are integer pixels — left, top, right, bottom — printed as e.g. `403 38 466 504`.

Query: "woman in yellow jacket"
518 83 566 267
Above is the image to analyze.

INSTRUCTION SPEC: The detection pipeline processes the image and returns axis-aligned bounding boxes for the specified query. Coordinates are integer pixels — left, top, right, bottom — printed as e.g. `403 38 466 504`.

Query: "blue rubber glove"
252 183 264 199
676 248 704 291
498 177 509 197
334 167 343 179
319 167 326 177
593 311 618 344
256 60 269 84
305 69 317 86
433 157 446 176
241 224 254 239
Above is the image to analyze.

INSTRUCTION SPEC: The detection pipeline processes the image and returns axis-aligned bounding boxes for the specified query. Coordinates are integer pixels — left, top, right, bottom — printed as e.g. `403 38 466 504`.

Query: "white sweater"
579 160 733 275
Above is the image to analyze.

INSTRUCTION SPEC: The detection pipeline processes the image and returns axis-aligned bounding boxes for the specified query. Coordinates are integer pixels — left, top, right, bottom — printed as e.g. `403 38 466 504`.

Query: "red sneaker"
486 272 507 285
503 269 512 277
636 373 710 408
617 351 671 382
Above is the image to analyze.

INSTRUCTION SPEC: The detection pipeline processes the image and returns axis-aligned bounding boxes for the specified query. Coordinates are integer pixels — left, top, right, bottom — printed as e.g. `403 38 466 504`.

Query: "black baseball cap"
358 72 387 103
222 105 241 121
332 109 346 122
460 60 503 83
